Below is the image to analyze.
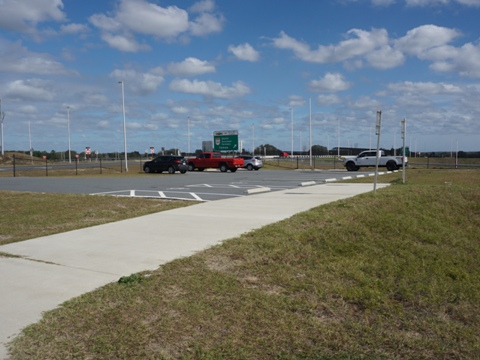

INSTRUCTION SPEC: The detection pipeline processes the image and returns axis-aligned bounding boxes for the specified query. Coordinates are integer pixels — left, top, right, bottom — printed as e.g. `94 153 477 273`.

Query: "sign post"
213 130 238 152
374 110 382 193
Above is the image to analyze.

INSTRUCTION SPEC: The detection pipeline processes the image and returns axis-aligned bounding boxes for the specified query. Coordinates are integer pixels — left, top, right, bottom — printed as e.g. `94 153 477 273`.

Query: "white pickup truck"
343 150 407 172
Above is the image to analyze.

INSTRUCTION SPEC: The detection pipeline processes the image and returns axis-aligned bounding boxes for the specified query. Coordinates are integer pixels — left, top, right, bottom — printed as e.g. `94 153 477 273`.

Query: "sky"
1 0 480 155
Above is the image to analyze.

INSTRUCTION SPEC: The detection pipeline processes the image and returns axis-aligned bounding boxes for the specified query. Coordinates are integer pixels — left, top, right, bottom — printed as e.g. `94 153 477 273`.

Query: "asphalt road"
0 169 366 201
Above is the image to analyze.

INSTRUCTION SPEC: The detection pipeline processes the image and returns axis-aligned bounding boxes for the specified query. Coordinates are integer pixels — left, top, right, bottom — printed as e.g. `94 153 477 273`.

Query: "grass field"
4 169 480 359
0 193 193 246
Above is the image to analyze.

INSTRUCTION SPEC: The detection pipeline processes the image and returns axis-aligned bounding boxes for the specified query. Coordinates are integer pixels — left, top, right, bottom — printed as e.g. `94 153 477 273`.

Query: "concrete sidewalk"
0 182 388 358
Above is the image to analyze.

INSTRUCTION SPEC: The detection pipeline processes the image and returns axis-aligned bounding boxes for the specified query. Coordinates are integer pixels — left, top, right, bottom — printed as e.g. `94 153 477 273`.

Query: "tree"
311 145 328 155
254 144 280 156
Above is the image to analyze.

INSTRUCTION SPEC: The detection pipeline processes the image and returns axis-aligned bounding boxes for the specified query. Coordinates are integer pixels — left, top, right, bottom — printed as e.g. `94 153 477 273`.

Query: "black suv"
143 156 188 174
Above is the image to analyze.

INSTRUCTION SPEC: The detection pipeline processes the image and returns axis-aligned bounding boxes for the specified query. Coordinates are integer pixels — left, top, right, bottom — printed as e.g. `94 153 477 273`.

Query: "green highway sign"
213 130 238 151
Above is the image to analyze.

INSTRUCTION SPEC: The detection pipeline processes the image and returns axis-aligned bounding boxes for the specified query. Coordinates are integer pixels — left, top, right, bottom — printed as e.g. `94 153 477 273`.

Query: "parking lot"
0 169 378 201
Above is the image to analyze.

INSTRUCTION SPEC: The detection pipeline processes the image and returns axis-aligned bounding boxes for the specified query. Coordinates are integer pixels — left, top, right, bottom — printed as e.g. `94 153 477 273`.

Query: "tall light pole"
187 116 190 155
401 118 406 184
119 81 128 172
28 121 33 164
67 106 71 163
309 97 312 167
290 108 294 157
0 98 4 156
337 118 340 157
252 124 255 155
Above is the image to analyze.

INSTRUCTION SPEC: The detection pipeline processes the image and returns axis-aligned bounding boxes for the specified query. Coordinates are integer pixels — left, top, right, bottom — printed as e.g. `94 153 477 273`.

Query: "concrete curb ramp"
0 182 390 359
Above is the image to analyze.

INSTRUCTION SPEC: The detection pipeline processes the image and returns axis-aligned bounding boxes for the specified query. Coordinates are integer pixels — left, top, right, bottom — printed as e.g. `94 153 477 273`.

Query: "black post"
296 156 299 169
13 154 16 177
45 157 48 176
100 157 102 174
120 158 123 173
75 158 78 175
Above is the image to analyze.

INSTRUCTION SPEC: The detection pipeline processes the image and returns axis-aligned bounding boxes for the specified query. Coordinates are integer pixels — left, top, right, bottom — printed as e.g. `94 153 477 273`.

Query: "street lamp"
187 116 190 155
67 106 71 163
119 81 128 172
290 108 293 157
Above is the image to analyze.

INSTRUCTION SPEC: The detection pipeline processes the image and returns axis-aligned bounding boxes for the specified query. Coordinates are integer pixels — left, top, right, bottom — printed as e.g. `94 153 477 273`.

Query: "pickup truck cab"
343 150 407 172
187 152 244 172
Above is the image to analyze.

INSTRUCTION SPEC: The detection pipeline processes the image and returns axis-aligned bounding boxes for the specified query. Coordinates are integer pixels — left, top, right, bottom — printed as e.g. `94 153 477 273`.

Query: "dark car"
143 156 188 174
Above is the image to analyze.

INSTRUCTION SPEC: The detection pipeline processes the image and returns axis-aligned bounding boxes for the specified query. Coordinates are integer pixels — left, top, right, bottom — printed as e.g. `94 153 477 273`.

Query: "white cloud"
190 0 216 13
288 95 306 107
101 33 150 52
189 12 224 36
60 23 90 35
169 79 251 99
394 25 461 56
365 45 405 69
387 81 464 94
115 0 189 38
272 24 480 78
228 43 260 62
168 57 216 76
4 79 55 101
272 28 389 64
405 0 480 6
110 68 165 95
0 39 70 75
309 73 351 92
0 0 65 33
317 94 341 105
422 43 480 78
89 0 224 51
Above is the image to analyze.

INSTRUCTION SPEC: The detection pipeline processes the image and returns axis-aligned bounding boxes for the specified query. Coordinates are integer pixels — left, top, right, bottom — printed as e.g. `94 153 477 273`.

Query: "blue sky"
1 0 480 155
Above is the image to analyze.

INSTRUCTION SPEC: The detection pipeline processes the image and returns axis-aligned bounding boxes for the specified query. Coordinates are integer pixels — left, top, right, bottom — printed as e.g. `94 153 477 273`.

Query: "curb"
245 187 271 195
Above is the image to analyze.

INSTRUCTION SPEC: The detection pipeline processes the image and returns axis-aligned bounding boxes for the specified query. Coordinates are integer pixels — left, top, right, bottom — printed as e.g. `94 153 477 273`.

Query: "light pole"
290 108 293 157
119 81 128 172
67 106 71 163
252 124 255 155
309 98 312 167
0 98 4 156
187 116 190 155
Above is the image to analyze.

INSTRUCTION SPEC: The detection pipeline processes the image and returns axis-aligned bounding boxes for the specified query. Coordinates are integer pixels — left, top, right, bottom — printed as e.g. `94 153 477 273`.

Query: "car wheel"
346 162 358 172
188 163 195 171
168 166 175 174
246 164 253 171
254 168 260 171
230 168 237 173
386 161 397 171
180 170 187 174
220 163 228 172
144 166 151 173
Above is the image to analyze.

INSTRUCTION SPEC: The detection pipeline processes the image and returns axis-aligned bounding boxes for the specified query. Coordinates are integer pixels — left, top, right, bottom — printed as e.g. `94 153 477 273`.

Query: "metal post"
309 98 312 167
119 81 128 172
187 116 190 156
401 118 406 184
290 107 294 157
67 106 71 163
374 109 382 193
0 98 4 156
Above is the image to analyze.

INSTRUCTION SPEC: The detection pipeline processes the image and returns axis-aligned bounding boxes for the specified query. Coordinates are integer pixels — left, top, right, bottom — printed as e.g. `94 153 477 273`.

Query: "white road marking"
190 192 203 201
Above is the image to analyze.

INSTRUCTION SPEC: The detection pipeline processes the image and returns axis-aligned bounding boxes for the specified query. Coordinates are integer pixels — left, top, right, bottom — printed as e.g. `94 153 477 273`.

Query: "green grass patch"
0 191 193 246
6 169 480 359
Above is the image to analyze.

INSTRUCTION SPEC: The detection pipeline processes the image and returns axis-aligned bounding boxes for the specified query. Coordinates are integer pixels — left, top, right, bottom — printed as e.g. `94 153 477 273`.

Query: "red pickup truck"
187 152 244 172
